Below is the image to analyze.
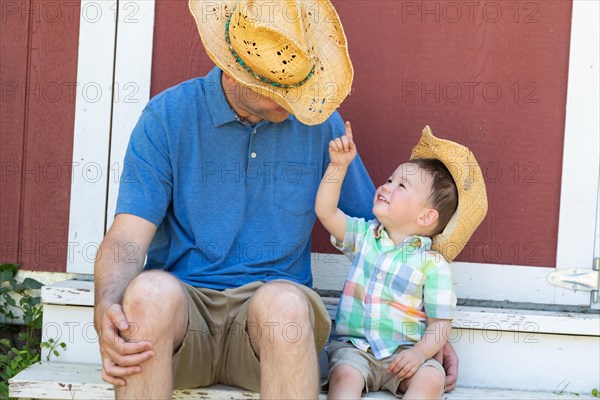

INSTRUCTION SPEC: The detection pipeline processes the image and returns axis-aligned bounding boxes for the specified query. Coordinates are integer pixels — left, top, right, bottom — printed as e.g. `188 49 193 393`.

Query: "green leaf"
21 278 43 290
0 338 11 347
592 388 599 397
0 270 12 283
0 263 18 276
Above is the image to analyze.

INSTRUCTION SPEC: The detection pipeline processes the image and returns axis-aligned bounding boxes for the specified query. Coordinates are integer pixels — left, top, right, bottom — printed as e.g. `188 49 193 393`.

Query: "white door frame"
67 1 600 309
67 0 155 273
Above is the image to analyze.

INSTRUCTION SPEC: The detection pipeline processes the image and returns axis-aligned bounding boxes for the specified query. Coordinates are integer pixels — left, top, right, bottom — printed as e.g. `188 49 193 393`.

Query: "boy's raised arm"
315 121 357 243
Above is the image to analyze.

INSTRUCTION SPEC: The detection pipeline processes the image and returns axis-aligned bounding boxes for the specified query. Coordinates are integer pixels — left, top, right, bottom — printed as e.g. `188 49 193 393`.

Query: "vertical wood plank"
0 0 30 265
66 1 117 273
105 0 156 233
19 0 80 271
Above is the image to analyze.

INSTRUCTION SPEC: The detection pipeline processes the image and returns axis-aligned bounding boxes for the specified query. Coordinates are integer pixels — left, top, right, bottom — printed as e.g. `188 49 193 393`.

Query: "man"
94 1 457 399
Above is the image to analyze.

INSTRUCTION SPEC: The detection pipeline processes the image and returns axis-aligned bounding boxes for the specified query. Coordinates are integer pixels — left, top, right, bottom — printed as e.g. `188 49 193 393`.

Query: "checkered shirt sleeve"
422 253 457 319
330 216 371 258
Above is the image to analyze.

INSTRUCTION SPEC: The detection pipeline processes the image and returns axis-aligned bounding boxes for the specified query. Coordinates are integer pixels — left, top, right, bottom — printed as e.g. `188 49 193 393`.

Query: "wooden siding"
0 1 80 272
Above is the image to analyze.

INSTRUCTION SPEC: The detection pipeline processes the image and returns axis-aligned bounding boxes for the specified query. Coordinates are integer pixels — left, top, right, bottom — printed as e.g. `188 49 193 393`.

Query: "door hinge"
547 258 600 303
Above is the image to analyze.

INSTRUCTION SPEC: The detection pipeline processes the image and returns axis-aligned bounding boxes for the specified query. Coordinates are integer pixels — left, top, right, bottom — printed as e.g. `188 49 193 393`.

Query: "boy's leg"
328 364 365 400
398 365 445 400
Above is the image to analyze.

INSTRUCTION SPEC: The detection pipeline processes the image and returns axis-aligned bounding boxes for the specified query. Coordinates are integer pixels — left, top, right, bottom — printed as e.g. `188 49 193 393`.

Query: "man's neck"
221 75 263 125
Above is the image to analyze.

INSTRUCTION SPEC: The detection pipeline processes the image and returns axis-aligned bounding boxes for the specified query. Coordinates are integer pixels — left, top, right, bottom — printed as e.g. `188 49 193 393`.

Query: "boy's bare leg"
247 281 320 399
327 364 365 400
399 366 445 400
115 271 188 400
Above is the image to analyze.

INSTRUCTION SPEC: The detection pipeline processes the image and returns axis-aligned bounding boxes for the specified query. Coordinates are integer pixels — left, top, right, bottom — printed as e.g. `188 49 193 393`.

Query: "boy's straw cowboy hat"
411 126 488 262
189 0 353 126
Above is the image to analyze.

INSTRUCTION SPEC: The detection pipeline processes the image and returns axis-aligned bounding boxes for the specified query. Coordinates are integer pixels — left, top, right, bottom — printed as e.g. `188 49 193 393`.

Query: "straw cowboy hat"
411 126 488 262
189 0 353 126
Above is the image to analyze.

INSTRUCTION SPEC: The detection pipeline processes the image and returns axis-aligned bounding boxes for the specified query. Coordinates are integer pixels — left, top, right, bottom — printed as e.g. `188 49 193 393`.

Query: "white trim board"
67 1 155 275
105 0 155 231
67 1 117 274
312 253 592 306
555 0 600 303
42 280 600 336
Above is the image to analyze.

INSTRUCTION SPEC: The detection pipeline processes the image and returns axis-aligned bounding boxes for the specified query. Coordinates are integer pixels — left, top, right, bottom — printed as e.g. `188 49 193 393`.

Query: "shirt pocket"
274 163 318 216
391 264 425 298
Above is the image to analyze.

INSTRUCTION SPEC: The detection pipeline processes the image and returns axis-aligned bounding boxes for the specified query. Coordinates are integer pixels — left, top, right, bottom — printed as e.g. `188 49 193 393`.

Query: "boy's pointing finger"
345 121 353 142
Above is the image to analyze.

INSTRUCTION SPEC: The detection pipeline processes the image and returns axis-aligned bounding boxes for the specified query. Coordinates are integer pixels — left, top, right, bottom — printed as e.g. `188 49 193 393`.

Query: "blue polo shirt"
116 67 375 290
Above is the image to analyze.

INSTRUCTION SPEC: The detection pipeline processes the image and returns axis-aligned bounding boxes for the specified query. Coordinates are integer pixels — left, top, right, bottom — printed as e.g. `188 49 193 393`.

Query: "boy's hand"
387 347 426 380
329 121 357 168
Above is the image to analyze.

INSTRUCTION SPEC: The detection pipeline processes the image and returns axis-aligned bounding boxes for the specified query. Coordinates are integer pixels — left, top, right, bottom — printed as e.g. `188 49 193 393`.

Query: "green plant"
0 263 66 399
40 338 67 362
592 388 599 397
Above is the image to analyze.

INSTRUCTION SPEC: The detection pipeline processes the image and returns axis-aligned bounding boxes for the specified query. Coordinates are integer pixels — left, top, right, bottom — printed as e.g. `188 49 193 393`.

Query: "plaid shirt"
332 217 456 359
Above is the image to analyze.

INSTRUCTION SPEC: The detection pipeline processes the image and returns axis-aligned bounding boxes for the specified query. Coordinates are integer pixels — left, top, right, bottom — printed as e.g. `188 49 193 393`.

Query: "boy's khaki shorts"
171 280 331 391
324 340 445 397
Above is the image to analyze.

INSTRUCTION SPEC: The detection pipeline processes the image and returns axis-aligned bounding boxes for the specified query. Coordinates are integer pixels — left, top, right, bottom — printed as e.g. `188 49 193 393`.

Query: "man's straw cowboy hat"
189 0 353 125
411 126 488 262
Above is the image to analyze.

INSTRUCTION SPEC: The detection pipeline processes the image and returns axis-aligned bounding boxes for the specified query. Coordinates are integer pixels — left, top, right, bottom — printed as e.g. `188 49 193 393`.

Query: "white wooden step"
39 280 600 392
10 362 596 400
43 280 600 336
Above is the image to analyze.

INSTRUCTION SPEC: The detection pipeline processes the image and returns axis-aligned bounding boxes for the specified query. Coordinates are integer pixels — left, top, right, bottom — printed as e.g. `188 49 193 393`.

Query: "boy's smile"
376 194 390 204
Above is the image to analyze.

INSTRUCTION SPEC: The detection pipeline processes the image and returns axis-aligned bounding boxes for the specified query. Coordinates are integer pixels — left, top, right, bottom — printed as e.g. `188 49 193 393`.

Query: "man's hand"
328 121 357 168
433 341 459 392
387 347 426 380
97 303 154 386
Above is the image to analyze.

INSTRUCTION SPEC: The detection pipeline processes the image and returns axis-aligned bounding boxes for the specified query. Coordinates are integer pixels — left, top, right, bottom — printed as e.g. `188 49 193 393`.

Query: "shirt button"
250 152 257 159
376 273 383 280
252 129 257 135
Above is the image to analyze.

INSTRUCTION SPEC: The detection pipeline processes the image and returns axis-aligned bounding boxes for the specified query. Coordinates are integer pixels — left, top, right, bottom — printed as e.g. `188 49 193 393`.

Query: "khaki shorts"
324 340 445 396
171 280 331 391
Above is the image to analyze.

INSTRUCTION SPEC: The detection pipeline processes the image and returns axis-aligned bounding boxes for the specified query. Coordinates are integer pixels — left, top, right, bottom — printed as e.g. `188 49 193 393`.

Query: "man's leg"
115 270 188 399
246 281 320 399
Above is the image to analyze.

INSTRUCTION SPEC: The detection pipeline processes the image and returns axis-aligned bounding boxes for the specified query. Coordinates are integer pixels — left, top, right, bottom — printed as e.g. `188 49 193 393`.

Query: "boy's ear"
417 208 439 227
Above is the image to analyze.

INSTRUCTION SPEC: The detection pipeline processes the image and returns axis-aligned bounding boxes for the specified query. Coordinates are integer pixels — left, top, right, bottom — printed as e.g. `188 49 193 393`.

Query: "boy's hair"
409 158 458 235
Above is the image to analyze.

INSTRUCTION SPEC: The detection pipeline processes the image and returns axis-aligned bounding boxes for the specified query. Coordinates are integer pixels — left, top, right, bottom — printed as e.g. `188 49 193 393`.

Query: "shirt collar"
205 67 238 128
205 67 296 128
373 222 432 250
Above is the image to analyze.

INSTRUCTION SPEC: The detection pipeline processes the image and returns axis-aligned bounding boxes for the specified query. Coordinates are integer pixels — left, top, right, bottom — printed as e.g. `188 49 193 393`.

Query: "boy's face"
372 163 434 230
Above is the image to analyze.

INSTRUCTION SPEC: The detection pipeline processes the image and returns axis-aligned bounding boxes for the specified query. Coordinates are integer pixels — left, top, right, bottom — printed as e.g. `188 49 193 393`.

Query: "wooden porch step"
37 280 600 392
10 362 595 399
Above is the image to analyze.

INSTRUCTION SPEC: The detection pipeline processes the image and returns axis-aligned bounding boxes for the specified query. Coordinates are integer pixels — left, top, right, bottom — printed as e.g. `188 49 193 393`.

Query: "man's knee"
249 281 310 323
124 270 187 317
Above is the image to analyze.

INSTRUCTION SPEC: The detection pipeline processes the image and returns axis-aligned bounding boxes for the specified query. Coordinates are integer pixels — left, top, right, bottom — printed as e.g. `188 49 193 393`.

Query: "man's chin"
265 111 291 123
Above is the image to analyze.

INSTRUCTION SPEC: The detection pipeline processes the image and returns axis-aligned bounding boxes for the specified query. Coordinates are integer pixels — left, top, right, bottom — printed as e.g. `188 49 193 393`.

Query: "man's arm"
94 213 157 387
439 342 459 392
315 122 356 242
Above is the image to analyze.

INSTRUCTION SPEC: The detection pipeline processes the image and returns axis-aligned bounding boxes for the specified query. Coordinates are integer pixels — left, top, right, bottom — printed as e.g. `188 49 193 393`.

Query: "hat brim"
410 126 488 262
189 0 354 126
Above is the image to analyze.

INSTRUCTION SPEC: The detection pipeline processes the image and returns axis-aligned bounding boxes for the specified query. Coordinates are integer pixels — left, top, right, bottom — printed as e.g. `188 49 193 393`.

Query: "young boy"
315 122 488 399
